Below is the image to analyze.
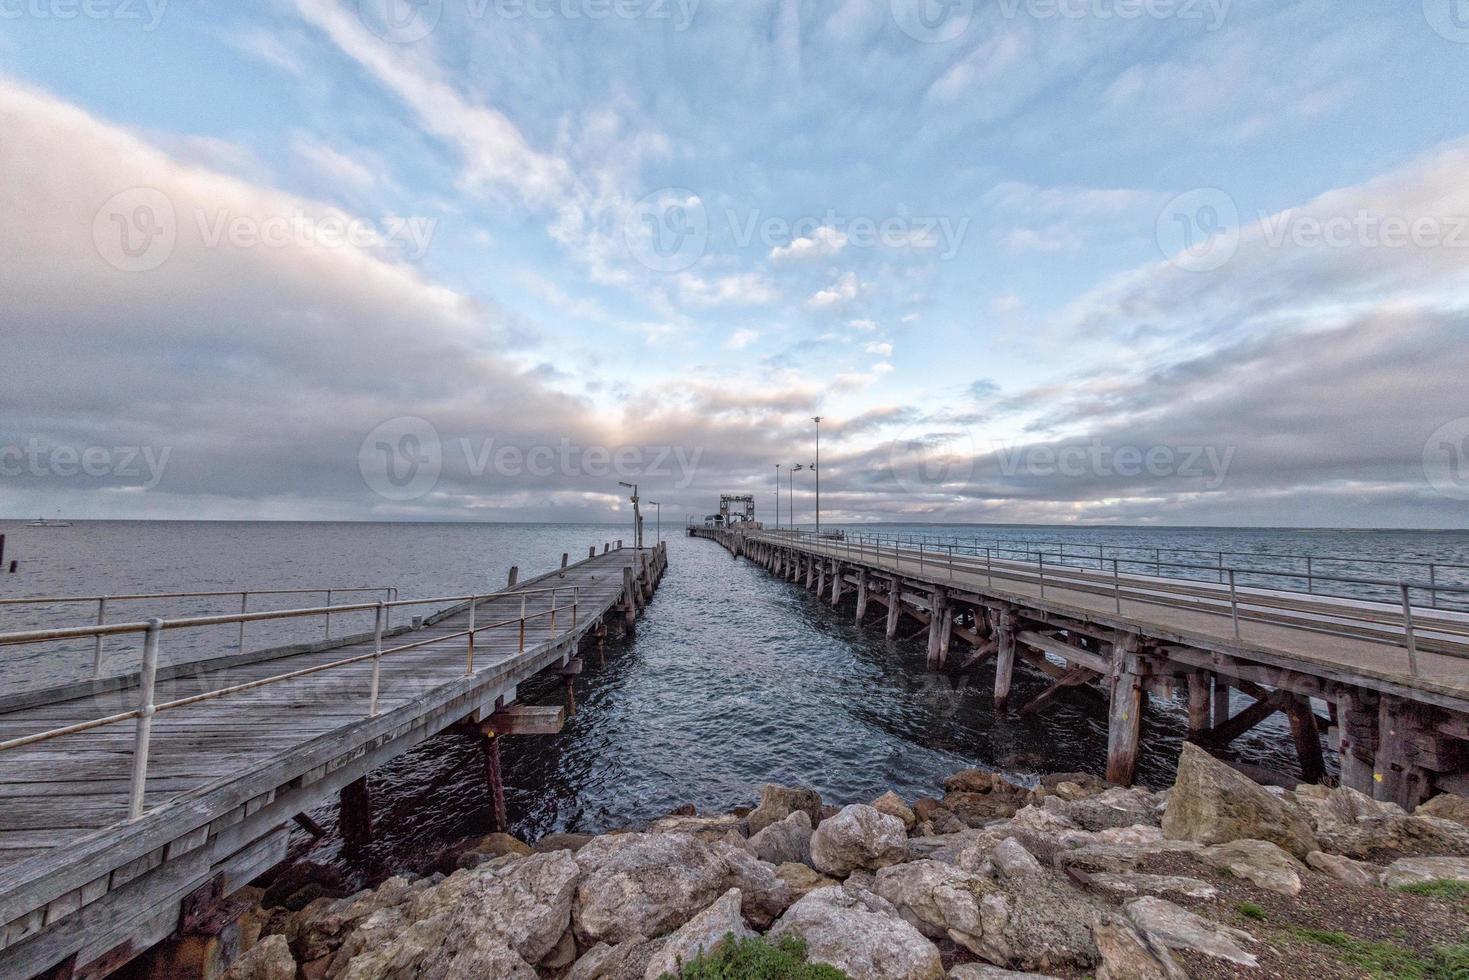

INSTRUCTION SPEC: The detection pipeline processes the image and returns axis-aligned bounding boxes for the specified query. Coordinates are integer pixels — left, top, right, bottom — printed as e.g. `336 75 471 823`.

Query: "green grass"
1395 880 1469 905
663 935 848 980
1236 901 1268 921
1284 927 1469 979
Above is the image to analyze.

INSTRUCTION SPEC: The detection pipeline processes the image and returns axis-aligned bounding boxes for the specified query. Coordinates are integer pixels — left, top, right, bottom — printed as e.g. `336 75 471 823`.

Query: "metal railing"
0 583 588 819
759 529 1469 675
0 586 400 676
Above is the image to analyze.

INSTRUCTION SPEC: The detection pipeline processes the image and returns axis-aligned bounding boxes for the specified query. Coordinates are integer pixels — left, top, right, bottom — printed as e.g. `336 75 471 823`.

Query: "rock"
747 810 813 867
946 769 997 794
642 888 752 980
569 937 655 980
810 804 909 877
1088 873 1218 900
573 833 730 945
1053 788 1163 831
907 829 1006 868
1162 743 1317 858
1091 918 1186 980
749 784 823 835
711 840 793 927
472 832 533 858
874 790 918 831
544 928 579 970
1055 845 1146 875
1305 851 1382 887
536 832 596 853
1381 855 1469 889
770 885 945 980
948 966 1059 979
646 813 747 841
946 791 1027 826
1041 772 1109 797
991 838 1045 881
1095 825 1165 847
777 862 839 902
876 860 992 954
333 851 580 979
979 871 1103 971
1418 793 1469 828
222 934 296 980
1125 896 1258 967
1316 814 1469 859
1199 839 1306 896
1005 805 1079 838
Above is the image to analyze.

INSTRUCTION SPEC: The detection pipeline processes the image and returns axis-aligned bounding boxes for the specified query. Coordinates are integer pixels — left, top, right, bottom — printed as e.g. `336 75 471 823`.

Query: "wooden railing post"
238 591 249 650
369 602 384 716
519 596 527 652
1400 582 1420 677
93 596 108 677
127 618 163 820
466 598 476 675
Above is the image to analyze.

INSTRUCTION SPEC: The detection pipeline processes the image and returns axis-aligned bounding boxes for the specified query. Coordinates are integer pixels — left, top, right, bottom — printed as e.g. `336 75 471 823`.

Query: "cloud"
725 329 760 350
293 134 378 191
807 271 865 311
770 225 848 262
863 341 893 356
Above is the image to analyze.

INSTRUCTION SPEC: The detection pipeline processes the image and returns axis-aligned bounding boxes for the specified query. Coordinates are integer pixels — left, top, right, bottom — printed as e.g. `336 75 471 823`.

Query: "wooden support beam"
1018 665 1099 717
962 639 999 668
1337 689 1377 794
855 570 869 623
1107 665 1145 787
1015 630 1110 676
994 611 1016 709
339 777 371 851
926 591 948 669
1287 694 1326 784
1187 672 1212 740
481 704 567 736
482 735 508 833
1374 696 1434 810
1205 691 1287 748
885 579 902 639
1212 676 1232 730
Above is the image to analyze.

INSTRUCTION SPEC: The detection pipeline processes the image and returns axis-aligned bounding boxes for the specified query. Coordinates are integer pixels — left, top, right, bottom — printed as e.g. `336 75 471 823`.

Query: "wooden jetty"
0 541 667 980
693 526 1469 805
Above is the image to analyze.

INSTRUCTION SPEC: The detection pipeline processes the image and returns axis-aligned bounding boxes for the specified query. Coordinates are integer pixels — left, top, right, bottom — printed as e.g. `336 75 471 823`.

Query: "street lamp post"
774 464 781 531
790 464 804 529
648 501 662 546
618 481 642 549
812 416 823 534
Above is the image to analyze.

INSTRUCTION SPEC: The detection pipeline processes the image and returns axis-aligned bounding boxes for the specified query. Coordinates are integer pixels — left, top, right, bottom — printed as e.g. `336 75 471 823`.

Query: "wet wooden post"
1212 676 1232 730
855 570 869 622
885 578 902 639
1338 689 1378 794
589 546 596 558
994 609 1016 709
926 591 950 669
1187 672 1212 740
817 559 826 596
1287 694 1325 784
831 563 843 605
622 566 637 635
938 606 954 667
595 621 607 666
1106 637 1145 786
482 735 509 833
339 777 372 851
507 566 519 588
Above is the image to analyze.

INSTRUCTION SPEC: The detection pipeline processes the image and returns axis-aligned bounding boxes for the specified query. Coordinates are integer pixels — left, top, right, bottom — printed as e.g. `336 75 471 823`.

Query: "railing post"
573 586 579 630
550 589 558 637
1228 570 1241 639
127 618 162 820
1430 564 1439 609
986 547 993 587
369 602 384 717
1038 553 1046 598
1113 558 1122 614
325 589 333 639
1306 558 1314 595
93 596 108 677
948 543 954 582
1400 582 1420 677
238 592 248 651
466 597 476 675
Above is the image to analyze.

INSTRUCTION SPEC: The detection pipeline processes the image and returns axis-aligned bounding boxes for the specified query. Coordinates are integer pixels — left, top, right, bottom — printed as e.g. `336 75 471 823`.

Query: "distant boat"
25 517 71 528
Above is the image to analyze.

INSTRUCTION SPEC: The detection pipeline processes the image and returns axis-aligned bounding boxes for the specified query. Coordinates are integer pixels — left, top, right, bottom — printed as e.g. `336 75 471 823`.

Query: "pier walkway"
695 526 1469 811
0 542 667 980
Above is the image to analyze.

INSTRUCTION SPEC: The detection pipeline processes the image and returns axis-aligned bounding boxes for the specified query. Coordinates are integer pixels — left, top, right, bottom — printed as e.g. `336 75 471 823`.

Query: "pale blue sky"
3 1 1469 525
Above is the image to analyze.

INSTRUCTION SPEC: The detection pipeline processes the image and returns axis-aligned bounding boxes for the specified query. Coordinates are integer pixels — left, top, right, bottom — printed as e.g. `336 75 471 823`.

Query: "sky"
2 0 1468 527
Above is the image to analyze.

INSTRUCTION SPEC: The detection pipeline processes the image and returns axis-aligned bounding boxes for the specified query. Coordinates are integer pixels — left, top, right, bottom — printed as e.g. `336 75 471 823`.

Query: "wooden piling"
855 570 869 622
1287 694 1325 783
482 735 509 833
1187 673 1212 740
994 610 1016 708
885 579 902 639
339 777 372 850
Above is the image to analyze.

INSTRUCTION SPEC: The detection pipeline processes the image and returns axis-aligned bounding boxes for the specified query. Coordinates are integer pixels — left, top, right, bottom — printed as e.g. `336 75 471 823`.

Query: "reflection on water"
3 520 1466 886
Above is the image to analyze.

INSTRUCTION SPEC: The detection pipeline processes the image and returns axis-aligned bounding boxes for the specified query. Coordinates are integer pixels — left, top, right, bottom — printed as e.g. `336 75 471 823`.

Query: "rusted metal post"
127 618 163 820
483 735 508 832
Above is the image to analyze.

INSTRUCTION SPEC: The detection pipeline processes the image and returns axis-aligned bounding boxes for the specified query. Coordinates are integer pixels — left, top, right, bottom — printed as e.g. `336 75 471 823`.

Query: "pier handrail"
0 586 400 606
0 582 590 820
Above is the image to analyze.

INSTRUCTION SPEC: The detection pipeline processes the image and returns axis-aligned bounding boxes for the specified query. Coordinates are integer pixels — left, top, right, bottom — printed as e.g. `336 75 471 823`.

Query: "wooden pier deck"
695 527 1469 809
0 542 667 980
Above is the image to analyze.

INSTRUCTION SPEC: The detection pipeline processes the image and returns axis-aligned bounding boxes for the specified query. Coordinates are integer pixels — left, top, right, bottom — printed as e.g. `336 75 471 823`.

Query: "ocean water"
2 519 1467 885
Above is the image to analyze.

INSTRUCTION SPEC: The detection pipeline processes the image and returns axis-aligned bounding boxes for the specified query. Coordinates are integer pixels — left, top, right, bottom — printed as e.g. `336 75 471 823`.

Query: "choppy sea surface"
2 519 1466 884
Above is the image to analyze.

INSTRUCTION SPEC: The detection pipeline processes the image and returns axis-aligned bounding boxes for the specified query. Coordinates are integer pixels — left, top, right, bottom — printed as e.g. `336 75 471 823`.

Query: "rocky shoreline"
222 744 1469 979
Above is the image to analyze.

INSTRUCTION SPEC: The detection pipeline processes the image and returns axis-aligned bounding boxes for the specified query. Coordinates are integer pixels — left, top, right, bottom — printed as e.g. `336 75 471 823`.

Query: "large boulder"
641 888 752 980
769 885 945 980
646 813 747 841
776 862 839 902
568 937 655 980
991 838 1045 881
1199 839 1307 896
810 804 909 877
1380 855 1469 889
874 791 918 831
1050 788 1163 831
573 833 730 945
1091 918 1186 980
1316 813 1469 859
945 791 1028 826
949 966 1060 979
711 840 793 927
333 851 580 979
946 769 999 794
1417 793 1469 828
1162 744 1317 857
747 810 814 866
1124 897 1257 968
978 870 1103 972
1087 873 1217 900
222 935 296 980
875 860 993 954
749 784 823 835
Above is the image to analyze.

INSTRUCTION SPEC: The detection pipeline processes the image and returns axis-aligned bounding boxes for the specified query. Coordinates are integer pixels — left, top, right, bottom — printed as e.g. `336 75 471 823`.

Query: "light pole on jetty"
812 416 823 533
619 481 642 549
774 464 780 531
790 464 804 528
648 500 661 545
